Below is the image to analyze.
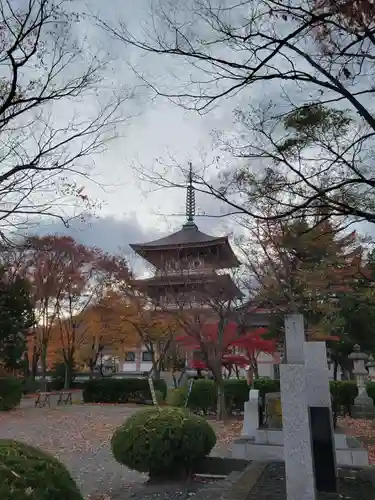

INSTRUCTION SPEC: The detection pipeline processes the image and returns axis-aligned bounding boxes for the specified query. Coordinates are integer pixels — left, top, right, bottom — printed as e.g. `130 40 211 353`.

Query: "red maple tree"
176 323 277 384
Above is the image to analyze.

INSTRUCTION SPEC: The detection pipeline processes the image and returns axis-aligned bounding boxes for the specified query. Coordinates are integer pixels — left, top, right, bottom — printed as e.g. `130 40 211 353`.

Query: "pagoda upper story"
130 221 239 273
130 164 242 305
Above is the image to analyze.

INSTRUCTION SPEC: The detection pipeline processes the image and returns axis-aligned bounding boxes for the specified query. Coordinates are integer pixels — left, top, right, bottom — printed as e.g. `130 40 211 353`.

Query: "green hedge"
329 380 357 415
82 378 167 404
367 382 375 402
167 378 374 415
253 379 280 399
0 376 22 411
166 379 251 413
186 379 217 413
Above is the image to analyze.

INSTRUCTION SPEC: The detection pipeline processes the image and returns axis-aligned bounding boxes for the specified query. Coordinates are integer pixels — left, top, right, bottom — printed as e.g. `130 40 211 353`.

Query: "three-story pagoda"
130 165 242 309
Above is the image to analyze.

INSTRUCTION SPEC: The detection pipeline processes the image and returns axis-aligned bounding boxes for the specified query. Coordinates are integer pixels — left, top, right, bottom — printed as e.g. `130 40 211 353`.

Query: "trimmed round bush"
0 376 22 411
154 390 164 405
111 406 216 478
0 439 83 500
167 387 187 407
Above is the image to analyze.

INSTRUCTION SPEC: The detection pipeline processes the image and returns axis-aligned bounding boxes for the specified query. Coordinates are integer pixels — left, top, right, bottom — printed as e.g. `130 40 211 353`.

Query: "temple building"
129 164 242 312
100 166 279 378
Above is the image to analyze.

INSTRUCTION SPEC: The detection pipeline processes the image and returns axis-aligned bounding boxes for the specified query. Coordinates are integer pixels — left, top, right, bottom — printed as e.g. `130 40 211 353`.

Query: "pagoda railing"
155 300 212 310
154 267 217 277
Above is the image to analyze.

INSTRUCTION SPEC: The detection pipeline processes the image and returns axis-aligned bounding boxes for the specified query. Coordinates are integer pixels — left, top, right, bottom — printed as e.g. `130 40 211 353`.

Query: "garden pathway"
0 401 239 498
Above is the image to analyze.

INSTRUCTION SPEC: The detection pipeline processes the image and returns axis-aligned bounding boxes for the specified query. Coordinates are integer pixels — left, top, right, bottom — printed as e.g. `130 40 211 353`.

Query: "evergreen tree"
0 268 35 373
246 217 364 345
252 218 361 322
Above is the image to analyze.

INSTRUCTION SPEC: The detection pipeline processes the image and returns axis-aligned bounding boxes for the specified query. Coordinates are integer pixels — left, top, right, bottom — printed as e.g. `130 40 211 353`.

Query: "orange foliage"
20 234 131 374
113 290 180 373
50 291 139 370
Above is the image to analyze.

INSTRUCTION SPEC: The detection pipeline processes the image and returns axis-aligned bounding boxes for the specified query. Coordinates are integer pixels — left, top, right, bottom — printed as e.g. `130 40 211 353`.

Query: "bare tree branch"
102 0 375 225
0 0 133 237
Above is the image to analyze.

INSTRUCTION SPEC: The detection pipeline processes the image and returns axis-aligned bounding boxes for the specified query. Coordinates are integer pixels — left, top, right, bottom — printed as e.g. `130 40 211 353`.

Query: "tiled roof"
130 222 227 249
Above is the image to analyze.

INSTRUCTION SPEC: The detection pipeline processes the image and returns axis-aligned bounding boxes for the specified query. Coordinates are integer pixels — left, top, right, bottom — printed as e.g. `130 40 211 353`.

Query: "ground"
247 463 375 500
0 399 242 499
2 401 375 500
338 416 375 464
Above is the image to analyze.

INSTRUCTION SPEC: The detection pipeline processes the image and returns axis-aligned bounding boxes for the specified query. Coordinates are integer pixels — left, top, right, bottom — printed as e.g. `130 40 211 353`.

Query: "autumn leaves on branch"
0 233 184 385
0 235 131 382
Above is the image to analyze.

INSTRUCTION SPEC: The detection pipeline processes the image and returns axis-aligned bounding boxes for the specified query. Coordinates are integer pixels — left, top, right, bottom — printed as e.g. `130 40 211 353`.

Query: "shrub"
366 382 375 403
167 388 187 407
186 379 217 413
329 380 357 415
82 377 168 404
224 379 249 411
0 439 83 500
0 376 22 411
111 406 216 478
21 378 41 395
253 379 281 399
181 378 280 413
166 377 372 417
154 390 164 405
50 361 77 391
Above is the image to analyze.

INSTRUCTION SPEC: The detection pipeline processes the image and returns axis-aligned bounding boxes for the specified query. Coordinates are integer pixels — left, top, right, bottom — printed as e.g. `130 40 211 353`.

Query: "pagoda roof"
131 222 225 249
132 272 243 298
130 221 240 268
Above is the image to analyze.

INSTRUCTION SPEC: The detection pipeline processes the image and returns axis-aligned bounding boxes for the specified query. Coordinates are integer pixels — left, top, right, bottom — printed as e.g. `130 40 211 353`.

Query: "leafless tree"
101 0 375 225
0 0 131 238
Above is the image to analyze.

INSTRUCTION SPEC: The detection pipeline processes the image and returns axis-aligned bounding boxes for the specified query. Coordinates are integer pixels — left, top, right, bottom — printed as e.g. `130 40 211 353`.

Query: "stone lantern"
367 355 375 380
348 344 375 418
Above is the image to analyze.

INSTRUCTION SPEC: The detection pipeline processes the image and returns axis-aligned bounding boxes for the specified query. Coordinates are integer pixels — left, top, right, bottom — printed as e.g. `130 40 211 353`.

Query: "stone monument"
303 340 337 493
265 392 282 429
241 389 260 438
232 319 369 471
280 314 316 500
349 344 375 418
367 355 375 380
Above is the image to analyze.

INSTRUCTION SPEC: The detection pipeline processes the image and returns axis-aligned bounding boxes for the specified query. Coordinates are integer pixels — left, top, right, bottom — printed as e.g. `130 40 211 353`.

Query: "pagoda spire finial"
186 162 196 223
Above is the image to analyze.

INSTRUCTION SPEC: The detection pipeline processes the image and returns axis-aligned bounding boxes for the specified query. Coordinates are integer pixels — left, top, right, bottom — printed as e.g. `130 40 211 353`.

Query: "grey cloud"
27 215 150 253
25 215 160 276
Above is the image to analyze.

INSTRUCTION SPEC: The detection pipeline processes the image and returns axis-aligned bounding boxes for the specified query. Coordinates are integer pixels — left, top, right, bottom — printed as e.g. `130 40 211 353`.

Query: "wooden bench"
57 391 72 406
34 391 73 408
34 392 52 408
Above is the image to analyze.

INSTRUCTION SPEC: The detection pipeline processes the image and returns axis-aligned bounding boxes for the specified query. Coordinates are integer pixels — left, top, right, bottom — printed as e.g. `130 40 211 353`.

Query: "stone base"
232 430 369 467
351 405 375 419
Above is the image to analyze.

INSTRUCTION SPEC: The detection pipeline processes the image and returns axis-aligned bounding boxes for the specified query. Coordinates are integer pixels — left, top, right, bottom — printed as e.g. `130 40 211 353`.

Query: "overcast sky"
26 0 250 273
26 0 375 273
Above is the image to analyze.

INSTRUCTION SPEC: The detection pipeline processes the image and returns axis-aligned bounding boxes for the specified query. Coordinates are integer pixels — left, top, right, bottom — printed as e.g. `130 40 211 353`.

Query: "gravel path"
0 402 144 496
0 400 238 498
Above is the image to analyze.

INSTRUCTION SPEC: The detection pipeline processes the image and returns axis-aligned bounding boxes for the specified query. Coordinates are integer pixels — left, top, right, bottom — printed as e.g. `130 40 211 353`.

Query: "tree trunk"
64 349 75 389
31 346 40 380
40 347 48 391
333 358 339 381
152 363 161 380
246 367 253 387
253 362 259 379
216 378 227 421
64 363 70 389
23 352 30 378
